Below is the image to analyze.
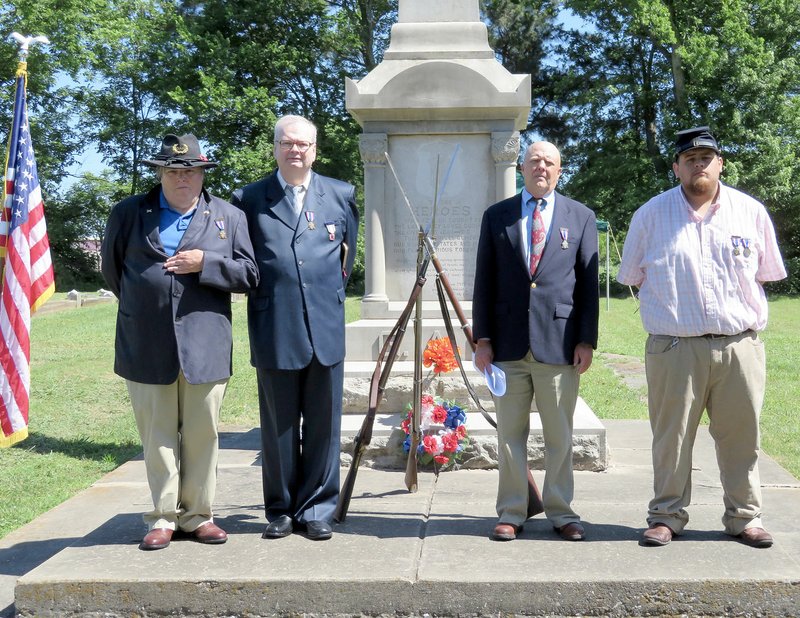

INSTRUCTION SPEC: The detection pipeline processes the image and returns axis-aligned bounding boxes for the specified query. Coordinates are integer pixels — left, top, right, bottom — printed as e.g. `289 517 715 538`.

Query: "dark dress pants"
256 356 343 524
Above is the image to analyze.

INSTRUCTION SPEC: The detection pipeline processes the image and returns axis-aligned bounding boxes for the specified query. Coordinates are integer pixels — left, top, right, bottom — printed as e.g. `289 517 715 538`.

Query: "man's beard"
686 175 715 196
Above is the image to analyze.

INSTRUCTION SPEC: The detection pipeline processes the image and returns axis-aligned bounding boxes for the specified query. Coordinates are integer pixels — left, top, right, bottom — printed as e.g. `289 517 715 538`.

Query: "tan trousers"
645 331 766 536
495 351 581 528
127 374 227 532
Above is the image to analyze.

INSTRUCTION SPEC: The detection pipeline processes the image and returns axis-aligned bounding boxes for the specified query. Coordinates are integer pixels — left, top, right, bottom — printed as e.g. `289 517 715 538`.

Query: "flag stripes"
0 65 55 447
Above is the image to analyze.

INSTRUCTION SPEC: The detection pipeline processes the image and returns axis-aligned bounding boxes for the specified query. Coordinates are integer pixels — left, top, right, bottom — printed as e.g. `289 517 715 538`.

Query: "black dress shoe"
263 515 293 539
303 520 333 541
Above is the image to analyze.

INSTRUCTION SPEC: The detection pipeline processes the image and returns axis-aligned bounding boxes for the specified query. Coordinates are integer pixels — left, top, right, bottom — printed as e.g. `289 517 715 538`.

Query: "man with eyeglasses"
101 133 259 550
232 115 359 541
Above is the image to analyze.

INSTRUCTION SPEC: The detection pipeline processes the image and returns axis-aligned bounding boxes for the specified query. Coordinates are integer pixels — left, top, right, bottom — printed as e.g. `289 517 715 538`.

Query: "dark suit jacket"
472 191 599 365
101 185 259 385
231 171 359 370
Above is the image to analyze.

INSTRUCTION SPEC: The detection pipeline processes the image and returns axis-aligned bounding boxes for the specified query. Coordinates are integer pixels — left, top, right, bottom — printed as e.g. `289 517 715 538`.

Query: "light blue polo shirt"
158 190 196 256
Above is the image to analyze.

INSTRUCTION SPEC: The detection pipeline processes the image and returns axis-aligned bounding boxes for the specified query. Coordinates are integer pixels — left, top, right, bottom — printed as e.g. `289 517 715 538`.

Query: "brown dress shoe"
140 528 173 551
736 527 773 548
555 522 585 541
192 522 228 544
641 523 673 546
491 522 521 541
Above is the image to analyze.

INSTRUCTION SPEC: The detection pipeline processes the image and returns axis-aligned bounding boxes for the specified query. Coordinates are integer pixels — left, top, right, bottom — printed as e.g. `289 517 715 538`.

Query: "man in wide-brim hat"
101 133 259 550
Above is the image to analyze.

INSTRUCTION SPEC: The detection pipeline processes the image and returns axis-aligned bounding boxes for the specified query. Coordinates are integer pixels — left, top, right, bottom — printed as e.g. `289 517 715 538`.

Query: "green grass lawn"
0 294 796 539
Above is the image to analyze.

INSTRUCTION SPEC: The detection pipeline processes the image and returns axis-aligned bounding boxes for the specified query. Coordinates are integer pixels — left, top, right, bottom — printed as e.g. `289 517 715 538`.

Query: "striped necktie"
287 184 302 215
530 198 545 275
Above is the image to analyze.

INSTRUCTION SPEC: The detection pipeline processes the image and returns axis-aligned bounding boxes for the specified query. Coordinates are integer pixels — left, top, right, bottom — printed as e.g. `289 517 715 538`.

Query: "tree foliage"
552 0 800 293
482 0 564 139
0 1 798 292
47 172 122 290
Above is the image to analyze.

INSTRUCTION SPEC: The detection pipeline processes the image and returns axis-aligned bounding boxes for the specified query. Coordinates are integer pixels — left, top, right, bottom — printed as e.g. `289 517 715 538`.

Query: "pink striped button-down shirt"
617 184 786 336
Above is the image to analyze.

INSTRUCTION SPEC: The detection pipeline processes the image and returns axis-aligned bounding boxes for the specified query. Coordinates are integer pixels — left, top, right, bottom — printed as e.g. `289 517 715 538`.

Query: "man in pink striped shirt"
618 126 786 548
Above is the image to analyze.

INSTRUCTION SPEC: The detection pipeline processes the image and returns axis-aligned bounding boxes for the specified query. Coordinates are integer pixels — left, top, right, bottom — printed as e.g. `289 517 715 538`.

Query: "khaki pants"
645 331 766 536
127 374 227 532
495 351 581 528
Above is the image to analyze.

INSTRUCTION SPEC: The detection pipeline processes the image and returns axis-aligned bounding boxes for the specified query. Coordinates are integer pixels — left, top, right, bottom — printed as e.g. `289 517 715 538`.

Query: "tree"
72 0 185 196
168 0 380 194
554 0 800 293
46 172 122 290
326 0 397 73
0 0 94 195
482 0 564 139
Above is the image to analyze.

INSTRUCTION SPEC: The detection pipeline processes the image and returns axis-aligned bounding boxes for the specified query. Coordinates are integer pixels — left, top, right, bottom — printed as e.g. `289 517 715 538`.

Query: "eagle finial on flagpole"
9 32 50 61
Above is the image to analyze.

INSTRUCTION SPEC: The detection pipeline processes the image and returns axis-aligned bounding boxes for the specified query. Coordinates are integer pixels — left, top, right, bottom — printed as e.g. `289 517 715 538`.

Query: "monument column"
359 133 389 312
492 131 521 202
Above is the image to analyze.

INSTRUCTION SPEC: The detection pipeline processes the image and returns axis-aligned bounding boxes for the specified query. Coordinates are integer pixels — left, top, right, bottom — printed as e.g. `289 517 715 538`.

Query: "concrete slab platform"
5 420 800 617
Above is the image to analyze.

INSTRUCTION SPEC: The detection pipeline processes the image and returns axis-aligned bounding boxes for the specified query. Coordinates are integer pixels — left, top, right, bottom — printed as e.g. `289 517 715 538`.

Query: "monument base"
341 372 609 472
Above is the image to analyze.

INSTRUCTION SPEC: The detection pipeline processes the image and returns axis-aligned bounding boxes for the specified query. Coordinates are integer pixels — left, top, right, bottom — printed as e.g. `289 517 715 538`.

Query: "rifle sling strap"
362 264 430 443
434 275 497 430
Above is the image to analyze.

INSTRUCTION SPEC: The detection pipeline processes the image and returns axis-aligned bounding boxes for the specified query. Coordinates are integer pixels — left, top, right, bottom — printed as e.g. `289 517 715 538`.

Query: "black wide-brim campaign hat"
141 134 218 168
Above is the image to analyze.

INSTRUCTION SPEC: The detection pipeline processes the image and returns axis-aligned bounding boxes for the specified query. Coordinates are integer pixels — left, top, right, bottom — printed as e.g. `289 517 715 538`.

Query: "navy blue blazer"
472 191 599 366
101 185 259 385
231 171 359 370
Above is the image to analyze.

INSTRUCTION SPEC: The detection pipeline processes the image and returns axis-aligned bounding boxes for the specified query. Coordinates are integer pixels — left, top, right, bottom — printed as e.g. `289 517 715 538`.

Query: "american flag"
0 67 55 447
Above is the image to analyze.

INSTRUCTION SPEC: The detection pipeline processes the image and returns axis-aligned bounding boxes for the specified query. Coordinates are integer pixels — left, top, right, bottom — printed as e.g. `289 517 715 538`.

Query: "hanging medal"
741 237 751 258
560 227 569 249
731 235 741 256
306 211 316 230
215 217 226 239
325 221 336 241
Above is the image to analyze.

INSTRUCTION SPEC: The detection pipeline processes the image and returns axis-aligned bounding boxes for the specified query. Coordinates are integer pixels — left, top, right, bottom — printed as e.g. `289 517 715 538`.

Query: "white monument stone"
345 0 529 368
341 0 608 471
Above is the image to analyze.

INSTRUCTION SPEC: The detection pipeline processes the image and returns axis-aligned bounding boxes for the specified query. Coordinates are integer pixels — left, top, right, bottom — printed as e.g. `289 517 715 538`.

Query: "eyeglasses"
276 140 315 153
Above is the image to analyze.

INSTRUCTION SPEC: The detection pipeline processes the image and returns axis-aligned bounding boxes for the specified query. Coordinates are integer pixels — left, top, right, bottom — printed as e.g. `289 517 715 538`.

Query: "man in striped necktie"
473 141 599 542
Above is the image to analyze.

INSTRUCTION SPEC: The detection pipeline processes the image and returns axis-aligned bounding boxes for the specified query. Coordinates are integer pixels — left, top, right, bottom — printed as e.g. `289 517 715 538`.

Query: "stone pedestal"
339 399 609 472
345 0 529 356
342 1 606 469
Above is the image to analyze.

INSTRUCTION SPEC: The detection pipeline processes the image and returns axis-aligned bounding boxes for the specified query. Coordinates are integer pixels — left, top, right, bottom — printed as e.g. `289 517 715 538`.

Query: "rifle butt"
334 445 365 523
526 469 544 517
404 440 419 493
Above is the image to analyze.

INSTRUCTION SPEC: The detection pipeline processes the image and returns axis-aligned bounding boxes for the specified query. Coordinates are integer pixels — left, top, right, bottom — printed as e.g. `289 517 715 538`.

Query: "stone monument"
345 0 530 367
341 0 608 471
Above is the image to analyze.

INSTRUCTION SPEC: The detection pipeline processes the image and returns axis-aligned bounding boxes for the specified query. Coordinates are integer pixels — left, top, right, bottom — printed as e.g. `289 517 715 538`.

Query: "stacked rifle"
334 149 543 523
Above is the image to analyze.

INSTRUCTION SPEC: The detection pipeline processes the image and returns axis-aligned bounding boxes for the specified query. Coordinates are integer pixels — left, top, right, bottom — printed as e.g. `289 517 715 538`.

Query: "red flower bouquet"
402 394 469 470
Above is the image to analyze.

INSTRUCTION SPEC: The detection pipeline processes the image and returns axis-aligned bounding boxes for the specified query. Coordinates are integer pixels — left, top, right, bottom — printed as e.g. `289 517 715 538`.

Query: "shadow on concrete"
219 428 261 451
12 432 141 466
0 537 78 578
